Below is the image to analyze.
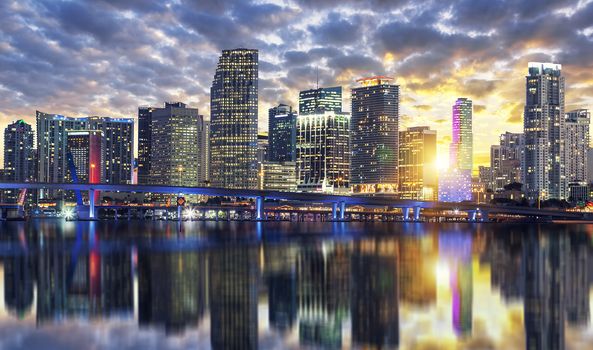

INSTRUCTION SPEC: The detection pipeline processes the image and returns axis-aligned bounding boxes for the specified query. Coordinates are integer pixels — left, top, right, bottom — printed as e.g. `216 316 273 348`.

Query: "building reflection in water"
0 221 592 350
351 238 399 349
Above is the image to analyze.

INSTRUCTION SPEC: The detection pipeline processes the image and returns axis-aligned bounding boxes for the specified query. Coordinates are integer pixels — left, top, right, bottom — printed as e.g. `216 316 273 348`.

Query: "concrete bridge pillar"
402 207 411 221
339 201 346 220
467 210 477 222
480 210 490 222
332 202 338 220
414 206 421 221
256 196 264 220
89 189 96 219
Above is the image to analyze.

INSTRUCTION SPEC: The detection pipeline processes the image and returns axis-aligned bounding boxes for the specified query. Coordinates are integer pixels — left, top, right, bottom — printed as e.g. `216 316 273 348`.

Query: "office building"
149 102 205 187
524 62 566 200
450 98 473 171
565 109 590 182
210 48 259 189
351 76 399 194
490 132 524 191
398 126 437 200
568 182 589 203
259 161 297 192
257 133 268 165
66 130 105 183
438 169 472 202
3 120 35 183
296 111 350 193
268 104 297 162
138 106 154 185
299 86 342 115
87 116 134 184
198 120 210 185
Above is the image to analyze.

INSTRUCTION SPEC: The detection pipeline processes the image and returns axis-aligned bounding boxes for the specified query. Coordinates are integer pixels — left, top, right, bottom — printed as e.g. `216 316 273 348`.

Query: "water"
0 220 591 350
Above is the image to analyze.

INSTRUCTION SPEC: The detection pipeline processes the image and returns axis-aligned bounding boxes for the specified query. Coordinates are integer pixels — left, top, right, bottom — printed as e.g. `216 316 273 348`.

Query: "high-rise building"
351 76 399 194
524 62 566 200
137 106 154 185
268 104 297 162
490 132 524 191
87 116 134 184
588 148 593 184
259 161 297 192
210 48 259 189
3 120 35 183
257 133 268 165
398 126 437 200
296 111 350 193
450 98 473 171
564 109 590 182
198 120 210 185
149 102 205 187
299 86 342 115
438 168 472 202
36 111 87 184
66 130 105 184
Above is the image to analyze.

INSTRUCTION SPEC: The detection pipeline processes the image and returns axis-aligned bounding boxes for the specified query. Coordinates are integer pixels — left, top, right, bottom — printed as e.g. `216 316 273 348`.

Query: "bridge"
0 182 587 221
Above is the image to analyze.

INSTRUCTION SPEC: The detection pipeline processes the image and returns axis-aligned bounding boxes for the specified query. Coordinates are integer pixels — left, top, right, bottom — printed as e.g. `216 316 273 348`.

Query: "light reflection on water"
0 220 591 349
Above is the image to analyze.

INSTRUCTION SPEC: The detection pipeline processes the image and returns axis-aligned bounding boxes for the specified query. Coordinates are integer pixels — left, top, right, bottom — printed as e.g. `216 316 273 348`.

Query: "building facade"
299 86 342 115
296 111 350 193
259 161 297 192
3 120 35 183
149 102 205 187
210 48 259 189
398 126 437 200
268 104 297 162
66 130 105 184
490 132 524 191
524 62 566 200
564 109 590 183
137 106 154 185
87 116 134 184
438 169 472 202
351 76 399 194
450 98 473 171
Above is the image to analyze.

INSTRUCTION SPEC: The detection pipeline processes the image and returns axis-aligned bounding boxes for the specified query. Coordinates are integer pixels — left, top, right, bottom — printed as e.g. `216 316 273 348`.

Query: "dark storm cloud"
309 12 362 45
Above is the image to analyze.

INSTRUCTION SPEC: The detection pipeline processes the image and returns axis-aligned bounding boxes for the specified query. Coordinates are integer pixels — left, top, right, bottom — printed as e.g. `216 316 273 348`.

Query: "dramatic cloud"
0 0 592 170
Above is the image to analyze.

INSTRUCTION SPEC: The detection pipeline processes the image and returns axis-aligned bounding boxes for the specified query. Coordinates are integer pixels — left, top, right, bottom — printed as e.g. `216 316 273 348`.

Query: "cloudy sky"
1 0 593 169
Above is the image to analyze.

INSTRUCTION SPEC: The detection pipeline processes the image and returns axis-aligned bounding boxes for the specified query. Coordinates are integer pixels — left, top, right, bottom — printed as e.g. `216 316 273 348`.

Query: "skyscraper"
450 98 473 171
3 120 35 183
268 104 297 162
351 76 400 194
299 86 342 115
398 126 438 200
198 120 210 185
149 102 205 187
524 62 566 200
87 116 134 184
66 130 105 184
490 132 524 191
296 111 350 193
137 106 154 185
564 109 590 183
210 48 259 189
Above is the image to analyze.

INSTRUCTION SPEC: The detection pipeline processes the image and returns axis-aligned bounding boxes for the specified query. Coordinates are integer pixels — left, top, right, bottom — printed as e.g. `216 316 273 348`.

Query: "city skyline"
1 1 593 170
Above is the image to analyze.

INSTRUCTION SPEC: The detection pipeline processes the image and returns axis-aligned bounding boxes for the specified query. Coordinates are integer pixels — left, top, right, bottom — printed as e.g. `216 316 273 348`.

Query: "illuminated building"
398 126 437 200
67 130 105 184
296 111 350 193
210 48 259 189
351 239 399 348
524 62 566 201
4 120 35 183
260 161 297 192
588 148 593 183
450 98 473 171
269 104 297 162
564 109 590 182
490 132 524 191
351 76 399 194
257 133 268 165
438 168 471 202
299 86 342 115
568 182 589 203
149 102 207 187
137 106 154 185
87 116 134 184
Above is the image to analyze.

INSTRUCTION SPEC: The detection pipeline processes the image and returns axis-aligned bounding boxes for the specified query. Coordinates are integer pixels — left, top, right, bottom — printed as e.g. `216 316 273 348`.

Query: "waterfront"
0 221 591 349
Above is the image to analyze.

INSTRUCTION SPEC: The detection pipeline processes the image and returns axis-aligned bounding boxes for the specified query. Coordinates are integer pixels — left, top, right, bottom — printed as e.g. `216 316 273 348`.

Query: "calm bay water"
0 220 591 349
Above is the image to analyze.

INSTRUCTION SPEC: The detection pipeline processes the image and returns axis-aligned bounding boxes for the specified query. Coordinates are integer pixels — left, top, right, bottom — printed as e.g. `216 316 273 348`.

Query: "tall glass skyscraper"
299 86 342 115
137 106 154 185
268 104 297 162
524 62 565 200
450 98 473 171
351 76 399 194
210 48 258 189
